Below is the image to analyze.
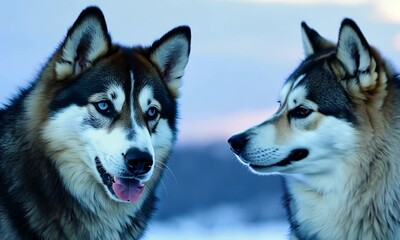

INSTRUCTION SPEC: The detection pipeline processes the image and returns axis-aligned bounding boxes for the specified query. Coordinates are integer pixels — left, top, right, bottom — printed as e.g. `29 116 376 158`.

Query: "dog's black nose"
228 134 248 155
125 148 153 176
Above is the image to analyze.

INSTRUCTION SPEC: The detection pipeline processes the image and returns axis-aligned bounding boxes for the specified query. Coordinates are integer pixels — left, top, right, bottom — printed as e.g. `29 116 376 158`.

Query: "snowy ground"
144 204 289 240
145 222 288 240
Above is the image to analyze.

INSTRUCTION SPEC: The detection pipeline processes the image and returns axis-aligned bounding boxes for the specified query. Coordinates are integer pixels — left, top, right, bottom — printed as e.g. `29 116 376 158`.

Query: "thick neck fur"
285 67 400 240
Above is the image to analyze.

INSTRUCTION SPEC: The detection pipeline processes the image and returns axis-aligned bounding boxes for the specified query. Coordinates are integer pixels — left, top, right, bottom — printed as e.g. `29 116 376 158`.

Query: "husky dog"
0 7 190 239
228 19 400 239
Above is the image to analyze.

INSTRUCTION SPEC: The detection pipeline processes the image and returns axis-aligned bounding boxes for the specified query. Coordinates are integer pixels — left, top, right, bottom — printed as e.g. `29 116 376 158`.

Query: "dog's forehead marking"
130 70 138 121
130 71 135 104
128 70 152 152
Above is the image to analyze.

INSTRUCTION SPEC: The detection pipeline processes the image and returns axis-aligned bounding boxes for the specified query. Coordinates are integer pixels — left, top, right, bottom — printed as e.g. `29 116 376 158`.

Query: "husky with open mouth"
229 19 400 239
0 7 190 239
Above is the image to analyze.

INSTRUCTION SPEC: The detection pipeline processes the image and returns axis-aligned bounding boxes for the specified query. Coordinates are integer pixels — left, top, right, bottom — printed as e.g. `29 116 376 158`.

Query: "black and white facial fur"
0 6 190 239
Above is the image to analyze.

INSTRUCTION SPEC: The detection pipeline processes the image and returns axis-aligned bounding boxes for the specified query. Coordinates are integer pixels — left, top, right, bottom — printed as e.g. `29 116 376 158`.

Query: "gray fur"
229 19 400 239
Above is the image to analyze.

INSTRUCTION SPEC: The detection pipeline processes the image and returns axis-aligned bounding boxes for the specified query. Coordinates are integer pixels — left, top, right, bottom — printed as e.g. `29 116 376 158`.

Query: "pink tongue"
112 177 144 202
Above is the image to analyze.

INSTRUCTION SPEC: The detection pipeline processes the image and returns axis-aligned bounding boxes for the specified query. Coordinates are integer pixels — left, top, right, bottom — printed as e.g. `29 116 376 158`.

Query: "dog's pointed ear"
149 26 191 98
334 19 385 107
55 7 111 79
301 22 334 57
336 19 372 76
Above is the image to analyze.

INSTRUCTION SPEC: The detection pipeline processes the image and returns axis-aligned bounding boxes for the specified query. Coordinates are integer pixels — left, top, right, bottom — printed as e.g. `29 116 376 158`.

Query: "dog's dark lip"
249 149 309 169
95 157 115 193
95 157 146 202
95 157 142 190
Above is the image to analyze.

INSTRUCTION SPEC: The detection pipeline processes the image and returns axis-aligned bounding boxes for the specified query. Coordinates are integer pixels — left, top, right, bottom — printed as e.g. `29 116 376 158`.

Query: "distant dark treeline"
154 140 286 222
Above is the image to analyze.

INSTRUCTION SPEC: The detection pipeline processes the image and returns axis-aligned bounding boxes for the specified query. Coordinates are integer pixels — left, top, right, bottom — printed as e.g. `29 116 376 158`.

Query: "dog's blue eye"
95 101 112 114
146 107 159 121
98 102 108 110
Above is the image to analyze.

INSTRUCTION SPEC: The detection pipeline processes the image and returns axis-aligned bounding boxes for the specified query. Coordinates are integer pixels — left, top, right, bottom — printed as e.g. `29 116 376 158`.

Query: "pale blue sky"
1 0 399 142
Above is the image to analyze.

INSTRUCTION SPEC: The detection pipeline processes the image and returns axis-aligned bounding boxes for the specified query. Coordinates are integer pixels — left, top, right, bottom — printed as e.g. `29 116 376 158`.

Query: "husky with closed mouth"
0 7 190 239
228 19 400 239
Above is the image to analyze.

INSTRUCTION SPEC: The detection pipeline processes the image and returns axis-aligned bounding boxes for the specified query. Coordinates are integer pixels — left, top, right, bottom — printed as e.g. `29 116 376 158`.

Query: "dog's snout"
228 134 248 155
125 148 153 176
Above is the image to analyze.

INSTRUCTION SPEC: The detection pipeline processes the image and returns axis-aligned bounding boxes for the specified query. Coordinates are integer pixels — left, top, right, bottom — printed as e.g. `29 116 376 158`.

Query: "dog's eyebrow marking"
278 74 306 111
279 74 306 106
293 74 306 89
279 83 292 104
139 86 154 110
106 85 125 112
111 92 117 100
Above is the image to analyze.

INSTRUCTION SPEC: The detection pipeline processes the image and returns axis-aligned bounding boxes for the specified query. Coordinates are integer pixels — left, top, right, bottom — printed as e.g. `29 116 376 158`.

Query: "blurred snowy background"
1 0 400 239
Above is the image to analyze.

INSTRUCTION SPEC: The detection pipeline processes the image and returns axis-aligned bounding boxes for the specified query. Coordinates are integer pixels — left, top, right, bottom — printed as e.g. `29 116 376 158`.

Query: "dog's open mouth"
95 157 144 202
250 149 309 169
